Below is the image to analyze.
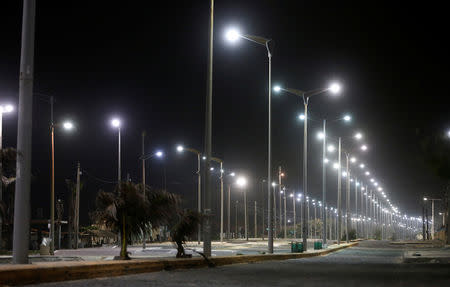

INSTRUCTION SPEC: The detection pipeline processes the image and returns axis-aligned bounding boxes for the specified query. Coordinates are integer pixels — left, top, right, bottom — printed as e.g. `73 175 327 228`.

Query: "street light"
176 145 202 244
226 27 273 253
110 118 121 183
50 119 75 254
236 176 248 241
274 83 341 251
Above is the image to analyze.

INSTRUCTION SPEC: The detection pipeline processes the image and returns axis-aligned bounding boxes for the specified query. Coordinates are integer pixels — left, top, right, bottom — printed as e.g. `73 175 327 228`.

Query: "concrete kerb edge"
0 242 358 286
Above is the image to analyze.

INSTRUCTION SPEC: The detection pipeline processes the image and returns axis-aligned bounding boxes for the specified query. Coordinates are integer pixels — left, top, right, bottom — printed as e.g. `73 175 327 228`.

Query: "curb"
0 242 358 286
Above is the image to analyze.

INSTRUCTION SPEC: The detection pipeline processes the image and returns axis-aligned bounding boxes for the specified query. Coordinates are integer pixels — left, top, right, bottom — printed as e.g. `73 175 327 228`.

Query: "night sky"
0 1 448 226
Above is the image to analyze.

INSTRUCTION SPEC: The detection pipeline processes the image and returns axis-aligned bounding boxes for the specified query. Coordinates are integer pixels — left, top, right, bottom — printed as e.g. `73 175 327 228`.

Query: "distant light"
296 198 301 202
298 114 305 120
447 130 450 138
210 167 214 171
176 145 184 152
350 157 357 163
342 171 347 177
280 172 285 177
236 176 247 188
333 162 340 169
273 86 281 92
317 131 325 140
272 182 277 187
423 197 428 201
365 171 370 176
361 145 368 151
225 28 240 42
329 83 341 94
290 193 294 197
324 158 329 164
63 121 74 130
1 104 14 113
354 133 363 140
343 115 351 122
155 151 164 158
359 163 365 169
370 178 375 182
327 145 336 152
202 156 206 160
220 169 224 173
111 118 121 128
230 172 236 177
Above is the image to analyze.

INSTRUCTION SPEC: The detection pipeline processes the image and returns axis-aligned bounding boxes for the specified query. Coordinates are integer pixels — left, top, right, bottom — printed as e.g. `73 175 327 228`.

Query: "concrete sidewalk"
0 241 358 286
403 245 450 263
1 238 339 264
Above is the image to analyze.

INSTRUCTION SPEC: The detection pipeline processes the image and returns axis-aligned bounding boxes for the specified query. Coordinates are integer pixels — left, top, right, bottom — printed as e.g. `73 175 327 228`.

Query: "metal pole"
244 189 248 241
75 162 80 249
203 0 214 257
346 154 350 243
254 201 257 238
267 46 273 253
261 180 265 240
227 184 231 239
278 167 282 237
220 162 224 243
50 120 55 254
337 137 342 244
13 0 36 264
197 153 201 244
0 113 3 249
142 132 146 249
293 196 296 238
302 99 309 251
235 200 238 238
284 191 287 239
355 178 358 238
322 119 327 246
431 199 435 240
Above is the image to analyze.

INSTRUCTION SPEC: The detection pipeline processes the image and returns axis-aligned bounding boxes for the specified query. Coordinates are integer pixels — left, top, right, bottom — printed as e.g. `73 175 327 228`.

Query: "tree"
170 209 201 258
92 182 178 260
0 148 17 250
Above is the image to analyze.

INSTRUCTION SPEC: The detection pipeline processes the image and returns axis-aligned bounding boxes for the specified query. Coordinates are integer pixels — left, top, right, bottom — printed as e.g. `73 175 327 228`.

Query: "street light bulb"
354 133 363 140
155 151 164 158
111 118 121 128
329 83 341 94
210 167 214 171
4 105 14 113
273 86 281 92
333 162 340 169
236 176 247 188
342 171 347 177
225 28 240 42
350 157 357 163
290 193 294 197
176 145 184 152
360 163 365 169
361 145 368 151
365 171 370 176
324 158 329 164
272 182 277 187
298 114 305 121
327 145 336 152
343 115 351 122
317 132 325 140
62 121 73 130
230 172 236 177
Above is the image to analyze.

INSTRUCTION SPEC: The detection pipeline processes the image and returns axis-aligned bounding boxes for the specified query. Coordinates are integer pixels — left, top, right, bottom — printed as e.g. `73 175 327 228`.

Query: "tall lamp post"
274 83 341 251
236 176 248 240
0 104 14 249
111 118 121 183
50 119 74 254
176 145 202 244
141 149 164 248
225 28 273 253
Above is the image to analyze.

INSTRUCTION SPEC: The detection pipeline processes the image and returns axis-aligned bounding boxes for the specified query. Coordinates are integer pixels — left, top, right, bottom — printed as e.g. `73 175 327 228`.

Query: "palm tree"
92 182 178 260
171 209 201 258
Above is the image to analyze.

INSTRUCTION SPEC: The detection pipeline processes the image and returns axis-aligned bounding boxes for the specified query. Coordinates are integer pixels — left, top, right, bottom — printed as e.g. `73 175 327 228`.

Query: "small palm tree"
171 209 202 258
92 182 178 260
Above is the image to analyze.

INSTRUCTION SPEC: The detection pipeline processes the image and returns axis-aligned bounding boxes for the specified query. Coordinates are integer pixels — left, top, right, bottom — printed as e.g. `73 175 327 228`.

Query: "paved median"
0 242 358 286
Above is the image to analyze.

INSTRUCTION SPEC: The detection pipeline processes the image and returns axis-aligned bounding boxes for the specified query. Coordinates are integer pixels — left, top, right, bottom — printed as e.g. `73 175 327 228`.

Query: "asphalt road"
29 241 450 287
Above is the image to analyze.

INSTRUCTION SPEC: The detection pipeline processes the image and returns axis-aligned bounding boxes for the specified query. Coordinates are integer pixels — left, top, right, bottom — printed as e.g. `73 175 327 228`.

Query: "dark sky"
0 1 448 226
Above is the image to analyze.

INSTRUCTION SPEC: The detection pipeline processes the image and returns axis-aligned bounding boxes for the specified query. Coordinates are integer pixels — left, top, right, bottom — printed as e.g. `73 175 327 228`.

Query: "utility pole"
142 131 146 249
235 200 238 238
13 0 36 264
75 162 81 249
203 0 214 258
278 166 282 237
227 184 231 239
337 138 342 244
254 201 257 238
284 190 287 239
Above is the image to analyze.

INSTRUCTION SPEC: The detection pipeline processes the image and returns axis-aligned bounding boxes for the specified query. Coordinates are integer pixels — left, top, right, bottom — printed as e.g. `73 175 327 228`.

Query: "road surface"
30 240 450 286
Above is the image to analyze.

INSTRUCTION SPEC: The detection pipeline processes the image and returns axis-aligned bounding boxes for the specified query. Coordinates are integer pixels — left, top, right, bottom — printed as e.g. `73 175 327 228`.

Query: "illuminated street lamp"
226 27 273 253
274 83 341 251
50 119 75 254
110 118 121 183
176 145 202 244
236 176 248 241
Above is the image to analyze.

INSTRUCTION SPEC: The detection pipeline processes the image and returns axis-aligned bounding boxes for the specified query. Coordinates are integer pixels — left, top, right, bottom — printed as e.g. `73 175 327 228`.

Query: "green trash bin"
296 242 304 253
314 241 323 250
291 242 298 253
